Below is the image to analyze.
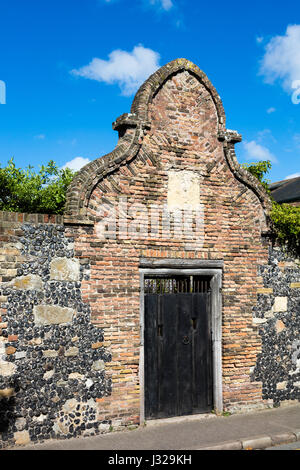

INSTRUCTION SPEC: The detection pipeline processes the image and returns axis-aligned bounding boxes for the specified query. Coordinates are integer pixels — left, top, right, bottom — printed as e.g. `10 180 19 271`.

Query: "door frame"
139 258 223 423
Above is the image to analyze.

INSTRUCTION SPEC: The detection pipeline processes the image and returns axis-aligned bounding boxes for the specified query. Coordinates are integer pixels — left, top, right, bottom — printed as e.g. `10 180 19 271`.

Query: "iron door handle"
182 336 190 345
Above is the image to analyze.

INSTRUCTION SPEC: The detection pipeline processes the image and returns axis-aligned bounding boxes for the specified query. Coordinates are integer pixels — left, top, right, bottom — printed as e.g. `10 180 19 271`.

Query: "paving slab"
9 404 300 451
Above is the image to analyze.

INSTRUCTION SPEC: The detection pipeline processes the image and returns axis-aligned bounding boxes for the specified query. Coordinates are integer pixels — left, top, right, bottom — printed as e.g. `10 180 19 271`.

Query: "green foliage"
270 202 300 253
242 160 272 191
0 158 75 214
243 160 300 254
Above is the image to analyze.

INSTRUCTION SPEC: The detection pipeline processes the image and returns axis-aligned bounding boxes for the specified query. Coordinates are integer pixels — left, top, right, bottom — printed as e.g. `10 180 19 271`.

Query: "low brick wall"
0 212 111 448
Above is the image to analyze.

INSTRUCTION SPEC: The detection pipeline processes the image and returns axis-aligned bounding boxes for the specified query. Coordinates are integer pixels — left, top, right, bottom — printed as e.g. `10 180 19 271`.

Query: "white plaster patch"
167 170 200 210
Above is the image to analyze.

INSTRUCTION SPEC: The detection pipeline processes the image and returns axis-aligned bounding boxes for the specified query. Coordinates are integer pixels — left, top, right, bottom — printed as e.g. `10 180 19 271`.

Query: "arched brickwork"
64 58 272 224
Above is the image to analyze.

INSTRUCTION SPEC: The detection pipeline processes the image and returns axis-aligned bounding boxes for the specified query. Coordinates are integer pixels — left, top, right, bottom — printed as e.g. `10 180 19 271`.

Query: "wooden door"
144 276 213 419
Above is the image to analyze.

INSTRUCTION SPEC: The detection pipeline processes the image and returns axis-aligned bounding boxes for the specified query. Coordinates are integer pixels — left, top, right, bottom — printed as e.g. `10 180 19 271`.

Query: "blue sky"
0 0 300 182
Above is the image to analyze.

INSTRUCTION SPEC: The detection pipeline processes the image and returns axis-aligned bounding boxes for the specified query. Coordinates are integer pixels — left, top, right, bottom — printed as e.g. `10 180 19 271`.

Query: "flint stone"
43 370 55 380
65 346 79 357
68 372 84 380
15 417 27 431
92 359 105 371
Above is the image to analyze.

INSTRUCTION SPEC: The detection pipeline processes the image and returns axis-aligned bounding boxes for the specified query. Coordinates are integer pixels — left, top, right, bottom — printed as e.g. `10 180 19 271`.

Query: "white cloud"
284 172 300 180
34 134 46 140
257 129 277 144
101 0 174 10
256 36 264 44
149 0 174 11
61 157 91 172
71 45 161 96
259 24 300 92
243 140 278 163
294 133 300 147
266 107 276 114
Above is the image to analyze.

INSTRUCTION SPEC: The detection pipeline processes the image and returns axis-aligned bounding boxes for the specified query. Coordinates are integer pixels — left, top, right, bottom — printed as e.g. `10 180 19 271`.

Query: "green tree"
0 158 74 214
242 160 300 254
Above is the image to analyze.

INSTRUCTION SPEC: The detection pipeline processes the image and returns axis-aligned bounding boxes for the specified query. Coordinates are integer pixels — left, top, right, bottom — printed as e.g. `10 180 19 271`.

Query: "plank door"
144 276 213 419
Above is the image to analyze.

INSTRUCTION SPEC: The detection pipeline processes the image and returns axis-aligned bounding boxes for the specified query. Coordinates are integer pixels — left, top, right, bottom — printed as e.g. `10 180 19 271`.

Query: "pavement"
8 404 300 451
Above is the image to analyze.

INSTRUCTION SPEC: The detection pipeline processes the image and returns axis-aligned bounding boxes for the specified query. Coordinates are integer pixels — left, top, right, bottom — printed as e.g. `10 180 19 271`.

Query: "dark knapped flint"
0 224 111 449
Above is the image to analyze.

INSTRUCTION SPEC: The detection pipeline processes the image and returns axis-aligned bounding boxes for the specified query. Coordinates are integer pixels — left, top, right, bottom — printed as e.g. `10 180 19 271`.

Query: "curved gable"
64 58 271 224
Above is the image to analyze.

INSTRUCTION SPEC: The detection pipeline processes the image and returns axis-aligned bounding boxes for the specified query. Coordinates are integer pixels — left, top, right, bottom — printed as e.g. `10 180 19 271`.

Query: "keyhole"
158 325 163 337
191 318 197 330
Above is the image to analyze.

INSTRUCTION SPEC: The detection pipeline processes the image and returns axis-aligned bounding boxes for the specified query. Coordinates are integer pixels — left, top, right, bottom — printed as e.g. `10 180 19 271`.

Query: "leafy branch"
0 158 75 215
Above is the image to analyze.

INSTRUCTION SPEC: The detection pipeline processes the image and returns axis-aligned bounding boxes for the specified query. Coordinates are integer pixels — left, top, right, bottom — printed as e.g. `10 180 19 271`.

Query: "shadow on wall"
0 397 16 433
0 381 17 434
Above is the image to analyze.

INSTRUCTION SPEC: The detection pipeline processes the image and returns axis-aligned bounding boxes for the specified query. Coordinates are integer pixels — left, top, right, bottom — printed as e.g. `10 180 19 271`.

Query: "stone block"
275 320 285 333
43 350 58 358
33 305 75 325
242 435 272 450
253 317 268 325
14 431 30 446
276 381 287 390
43 370 55 380
50 257 80 281
0 361 17 377
65 346 79 357
68 372 84 380
257 288 273 294
273 297 287 313
8 274 43 290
